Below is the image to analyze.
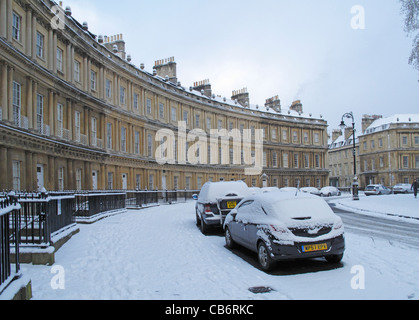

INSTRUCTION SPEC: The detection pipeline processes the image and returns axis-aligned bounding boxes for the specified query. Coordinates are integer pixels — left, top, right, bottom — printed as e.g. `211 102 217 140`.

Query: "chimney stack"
362 114 382 133
192 79 212 98
231 88 250 108
265 95 281 112
153 57 177 84
290 100 303 114
103 34 126 60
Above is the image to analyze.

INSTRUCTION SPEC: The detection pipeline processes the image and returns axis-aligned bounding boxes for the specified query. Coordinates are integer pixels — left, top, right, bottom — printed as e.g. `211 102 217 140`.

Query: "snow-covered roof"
329 134 359 149
364 114 419 135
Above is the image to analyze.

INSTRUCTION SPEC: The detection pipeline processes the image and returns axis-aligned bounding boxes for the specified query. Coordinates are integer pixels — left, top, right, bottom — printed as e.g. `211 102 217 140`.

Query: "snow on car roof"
198 181 251 203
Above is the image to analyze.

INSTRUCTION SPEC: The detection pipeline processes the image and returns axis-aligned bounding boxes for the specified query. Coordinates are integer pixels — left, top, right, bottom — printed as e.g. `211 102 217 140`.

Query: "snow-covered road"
23 201 419 300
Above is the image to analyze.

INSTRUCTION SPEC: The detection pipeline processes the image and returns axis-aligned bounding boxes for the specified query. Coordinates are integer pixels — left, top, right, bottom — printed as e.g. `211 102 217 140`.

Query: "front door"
37 164 44 191
92 170 98 190
122 173 128 190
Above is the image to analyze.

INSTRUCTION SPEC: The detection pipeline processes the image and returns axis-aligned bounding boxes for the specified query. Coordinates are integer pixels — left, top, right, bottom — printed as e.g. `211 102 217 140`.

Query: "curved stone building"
0 0 329 191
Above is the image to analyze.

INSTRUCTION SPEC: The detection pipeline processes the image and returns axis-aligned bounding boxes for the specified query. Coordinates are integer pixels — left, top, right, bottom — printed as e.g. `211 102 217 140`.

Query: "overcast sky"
64 0 419 134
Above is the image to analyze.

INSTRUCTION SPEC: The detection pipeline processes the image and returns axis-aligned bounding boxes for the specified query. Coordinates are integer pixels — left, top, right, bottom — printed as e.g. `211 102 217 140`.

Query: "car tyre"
200 217 209 234
196 212 201 226
257 242 276 271
225 227 236 249
325 254 344 264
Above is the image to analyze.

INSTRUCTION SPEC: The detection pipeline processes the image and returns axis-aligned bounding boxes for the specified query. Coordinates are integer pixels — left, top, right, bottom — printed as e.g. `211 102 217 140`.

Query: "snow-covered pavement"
22 197 419 300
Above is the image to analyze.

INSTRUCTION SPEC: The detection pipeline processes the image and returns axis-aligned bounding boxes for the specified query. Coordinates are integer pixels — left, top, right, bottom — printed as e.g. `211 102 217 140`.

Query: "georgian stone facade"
0 0 329 192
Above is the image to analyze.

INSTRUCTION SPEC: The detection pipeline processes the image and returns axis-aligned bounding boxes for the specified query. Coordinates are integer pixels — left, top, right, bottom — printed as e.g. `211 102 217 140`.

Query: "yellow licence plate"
302 243 328 253
227 201 237 209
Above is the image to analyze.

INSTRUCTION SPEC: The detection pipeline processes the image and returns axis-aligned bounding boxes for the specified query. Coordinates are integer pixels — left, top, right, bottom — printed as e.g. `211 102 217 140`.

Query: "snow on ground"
21 196 419 300
330 193 419 222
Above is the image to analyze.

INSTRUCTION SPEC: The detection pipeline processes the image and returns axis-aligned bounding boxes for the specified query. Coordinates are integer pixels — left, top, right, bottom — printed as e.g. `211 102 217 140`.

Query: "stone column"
26 77 33 128
0 61 8 120
7 64 13 123
0 147 8 190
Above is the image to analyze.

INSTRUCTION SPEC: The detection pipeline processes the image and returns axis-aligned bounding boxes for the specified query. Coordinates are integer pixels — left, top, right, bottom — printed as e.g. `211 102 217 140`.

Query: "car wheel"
225 228 236 249
200 217 209 234
325 254 344 264
196 212 201 226
257 242 276 271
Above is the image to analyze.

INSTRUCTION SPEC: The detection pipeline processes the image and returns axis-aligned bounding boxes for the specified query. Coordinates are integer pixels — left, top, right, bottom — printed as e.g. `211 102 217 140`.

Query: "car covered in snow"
224 192 345 271
392 184 413 194
320 186 341 197
195 181 251 234
364 184 392 196
300 187 321 196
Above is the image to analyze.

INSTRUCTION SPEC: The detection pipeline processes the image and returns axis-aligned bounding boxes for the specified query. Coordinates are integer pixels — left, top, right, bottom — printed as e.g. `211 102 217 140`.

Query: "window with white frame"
315 154 320 168
12 12 21 41
304 154 309 168
133 93 139 110
195 114 200 128
121 127 127 152
146 98 152 114
106 122 112 149
36 32 44 58
171 107 177 122
272 152 278 167
74 60 81 82
183 111 188 124
120 86 126 105
149 174 154 190
90 70 97 91
134 131 140 154
159 103 164 119
147 133 153 157
271 128 277 140
283 153 289 168
282 129 288 141
75 111 81 142
185 176 191 190
107 172 113 190
294 153 299 168
12 161 20 191
57 48 63 73
173 176 179 190
75 168 82 190
57 104 64 137
91 117 97 146
402 156 409 168
106 79 112 98
58 167 64 191
416 156 419 168
36 94 44 132
12 81 21 126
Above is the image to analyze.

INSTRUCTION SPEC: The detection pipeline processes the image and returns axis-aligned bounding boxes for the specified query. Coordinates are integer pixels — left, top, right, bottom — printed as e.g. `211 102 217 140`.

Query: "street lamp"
340 112 360 201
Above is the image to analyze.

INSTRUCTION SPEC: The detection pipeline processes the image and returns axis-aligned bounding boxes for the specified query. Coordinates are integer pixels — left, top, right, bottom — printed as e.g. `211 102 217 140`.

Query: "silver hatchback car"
224 191 345 271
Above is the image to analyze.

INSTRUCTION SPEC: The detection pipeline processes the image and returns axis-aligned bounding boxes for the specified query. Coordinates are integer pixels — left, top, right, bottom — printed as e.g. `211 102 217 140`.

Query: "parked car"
320 186 341 197
300 187 321 196
195 181 251 234
364 184 391 196
392 184 414 194
224 192 345 271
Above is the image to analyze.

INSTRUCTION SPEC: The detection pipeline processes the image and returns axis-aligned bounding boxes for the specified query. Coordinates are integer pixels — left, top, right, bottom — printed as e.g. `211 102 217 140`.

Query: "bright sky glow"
64 0 419 134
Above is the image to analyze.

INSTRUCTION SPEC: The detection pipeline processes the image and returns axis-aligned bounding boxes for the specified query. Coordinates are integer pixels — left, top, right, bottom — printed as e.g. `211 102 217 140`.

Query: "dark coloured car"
195 181 251 234
224 191 345 271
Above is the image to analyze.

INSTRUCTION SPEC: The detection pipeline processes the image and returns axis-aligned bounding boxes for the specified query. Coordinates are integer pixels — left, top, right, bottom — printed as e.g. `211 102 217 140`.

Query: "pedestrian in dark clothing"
412 179 419 198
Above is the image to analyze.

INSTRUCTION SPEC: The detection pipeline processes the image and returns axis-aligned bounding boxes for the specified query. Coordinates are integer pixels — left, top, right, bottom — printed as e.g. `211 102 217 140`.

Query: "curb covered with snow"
329 194 419 224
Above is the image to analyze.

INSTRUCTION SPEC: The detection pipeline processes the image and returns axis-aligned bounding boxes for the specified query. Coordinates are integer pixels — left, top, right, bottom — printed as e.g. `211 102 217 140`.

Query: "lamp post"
340 112 360 201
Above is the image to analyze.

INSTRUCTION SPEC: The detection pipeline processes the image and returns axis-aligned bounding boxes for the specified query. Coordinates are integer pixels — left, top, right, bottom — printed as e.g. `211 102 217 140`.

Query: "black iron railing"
0 195 20 291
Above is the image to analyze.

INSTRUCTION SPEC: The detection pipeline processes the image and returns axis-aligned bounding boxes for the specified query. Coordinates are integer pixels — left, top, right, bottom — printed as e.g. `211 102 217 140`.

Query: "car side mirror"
230 211 237 220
